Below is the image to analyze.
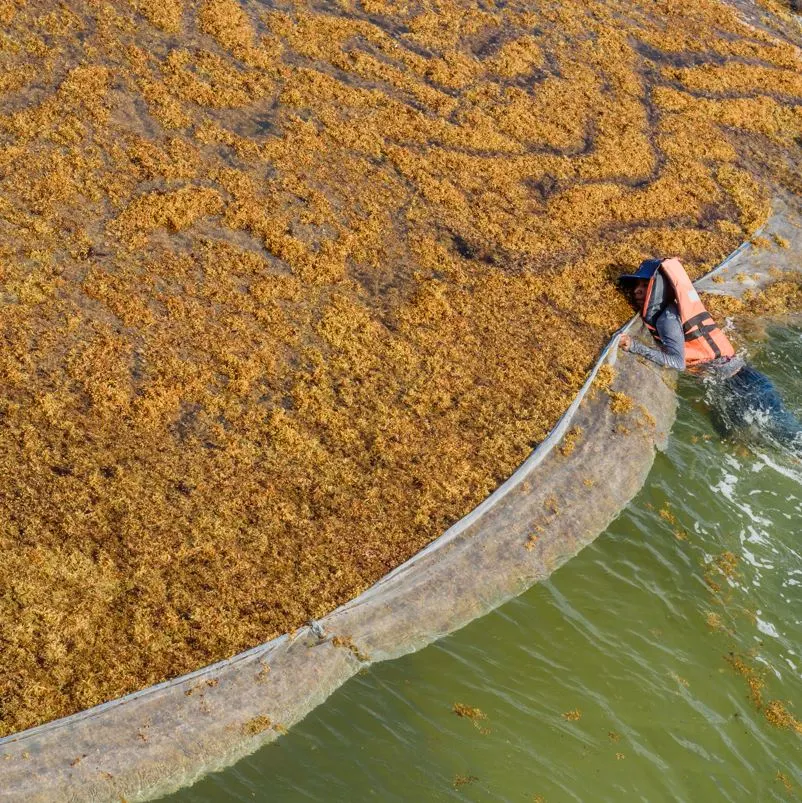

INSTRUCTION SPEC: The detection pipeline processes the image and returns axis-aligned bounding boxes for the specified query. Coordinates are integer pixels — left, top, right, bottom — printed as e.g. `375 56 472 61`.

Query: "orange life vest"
641 258 735 366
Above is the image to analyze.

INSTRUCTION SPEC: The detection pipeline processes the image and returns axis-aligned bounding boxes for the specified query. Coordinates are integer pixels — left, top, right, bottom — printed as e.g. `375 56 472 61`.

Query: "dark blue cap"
619 258 662 284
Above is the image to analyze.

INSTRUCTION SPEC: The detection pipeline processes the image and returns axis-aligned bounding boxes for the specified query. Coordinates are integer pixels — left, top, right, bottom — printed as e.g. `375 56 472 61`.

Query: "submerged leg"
717 365 802 450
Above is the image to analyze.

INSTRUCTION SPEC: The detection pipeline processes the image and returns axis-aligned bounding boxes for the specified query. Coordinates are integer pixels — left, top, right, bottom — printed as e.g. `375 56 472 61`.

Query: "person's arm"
624 305 686 370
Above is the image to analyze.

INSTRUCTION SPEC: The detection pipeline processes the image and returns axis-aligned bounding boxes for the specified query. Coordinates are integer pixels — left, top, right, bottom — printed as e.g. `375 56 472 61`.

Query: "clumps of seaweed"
110 186 225 247
524 525 543 551
453 703 485 720
764 700 802 734
544 495 559 515
658 505 677 525
593 364 616 393
709 550 740 583
776 770 794 794
700 542 801 742
726 652 766 709
715 551 740 578
635 404 656 429
702 271 802 327
331 635 370 663
561 708 582 721
702 549 741 596
453 703 490 734
559 426 583 457
609 391 635 415
241 715 273 736
590 352 639 420
1 0 802 739
726 653 802 734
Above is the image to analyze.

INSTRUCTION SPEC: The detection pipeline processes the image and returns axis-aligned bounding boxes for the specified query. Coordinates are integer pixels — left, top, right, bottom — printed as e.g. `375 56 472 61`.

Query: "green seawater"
164 320 802 802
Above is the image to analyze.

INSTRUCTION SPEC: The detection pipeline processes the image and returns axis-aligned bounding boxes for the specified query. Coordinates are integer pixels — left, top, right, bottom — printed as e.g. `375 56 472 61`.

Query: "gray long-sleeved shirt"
628 303 686 371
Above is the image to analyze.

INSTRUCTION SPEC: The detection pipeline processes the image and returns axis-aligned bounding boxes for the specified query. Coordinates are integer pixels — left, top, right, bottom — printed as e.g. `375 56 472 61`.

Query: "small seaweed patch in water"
453 703 490 734
453 703 485 721
713 551 740 579
740 607 759 626
659 505 677 525
704 550 741 595
453 774 479 789
764 700 802 734
776 770 794 794
562 708 582 721
726 653 766 709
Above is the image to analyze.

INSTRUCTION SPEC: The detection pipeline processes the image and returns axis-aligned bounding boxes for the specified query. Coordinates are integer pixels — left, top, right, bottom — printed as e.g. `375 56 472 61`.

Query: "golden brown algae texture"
0 0 801 736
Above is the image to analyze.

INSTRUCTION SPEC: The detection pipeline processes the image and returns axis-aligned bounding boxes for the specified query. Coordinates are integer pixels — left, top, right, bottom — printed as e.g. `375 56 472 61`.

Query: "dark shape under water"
706 364 802 455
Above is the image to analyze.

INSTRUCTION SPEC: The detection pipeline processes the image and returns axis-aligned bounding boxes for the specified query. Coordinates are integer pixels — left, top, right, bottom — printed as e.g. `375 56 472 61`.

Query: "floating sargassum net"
0 0 801 745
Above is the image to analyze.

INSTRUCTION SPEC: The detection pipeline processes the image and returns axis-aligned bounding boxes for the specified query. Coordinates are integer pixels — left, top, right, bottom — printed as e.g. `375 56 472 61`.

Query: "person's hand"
619 334 632 351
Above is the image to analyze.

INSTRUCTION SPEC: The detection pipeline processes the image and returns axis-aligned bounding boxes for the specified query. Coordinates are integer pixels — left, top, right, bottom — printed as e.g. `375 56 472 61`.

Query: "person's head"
630 278 649 308
618 258 661 312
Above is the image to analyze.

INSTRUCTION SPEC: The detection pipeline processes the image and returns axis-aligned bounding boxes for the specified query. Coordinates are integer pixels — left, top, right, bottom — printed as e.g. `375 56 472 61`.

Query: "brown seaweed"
0 0 801 738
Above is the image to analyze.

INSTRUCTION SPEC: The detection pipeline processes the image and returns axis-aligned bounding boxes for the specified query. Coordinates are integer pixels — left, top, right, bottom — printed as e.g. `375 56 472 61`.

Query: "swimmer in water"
618 258 802 450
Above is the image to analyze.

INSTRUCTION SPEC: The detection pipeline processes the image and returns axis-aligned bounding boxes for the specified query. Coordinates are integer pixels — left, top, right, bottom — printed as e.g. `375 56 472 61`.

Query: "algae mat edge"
1 0 802 737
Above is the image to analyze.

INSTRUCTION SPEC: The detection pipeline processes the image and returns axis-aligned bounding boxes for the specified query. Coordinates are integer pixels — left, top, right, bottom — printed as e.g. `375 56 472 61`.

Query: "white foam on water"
754 653 783 681
740 525 770 549
754 450 802 486
714 470 738 504
723 454 742 472
714 470 773 527
755 616 780 640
